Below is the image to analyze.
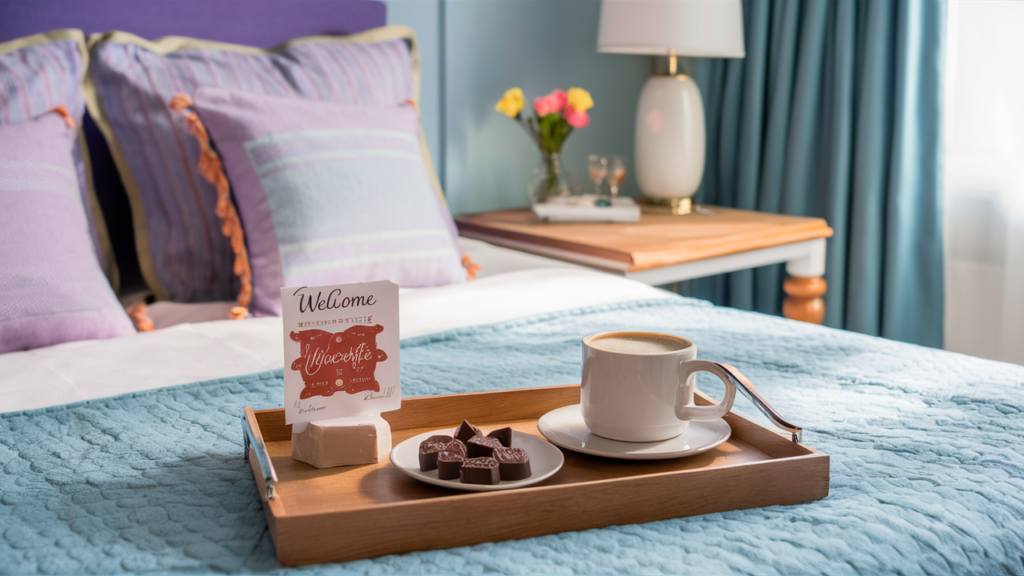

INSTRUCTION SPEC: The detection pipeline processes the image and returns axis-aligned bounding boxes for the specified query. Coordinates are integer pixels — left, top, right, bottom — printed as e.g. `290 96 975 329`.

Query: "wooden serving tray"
244 385 829 566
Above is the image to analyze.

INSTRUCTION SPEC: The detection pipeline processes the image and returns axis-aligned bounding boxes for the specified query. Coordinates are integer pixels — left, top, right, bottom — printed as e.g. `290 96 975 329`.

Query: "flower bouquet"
495 87 593 204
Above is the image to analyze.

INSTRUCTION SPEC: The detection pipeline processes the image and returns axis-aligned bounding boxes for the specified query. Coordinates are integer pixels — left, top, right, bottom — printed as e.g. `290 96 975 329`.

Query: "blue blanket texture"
2 297 1023 575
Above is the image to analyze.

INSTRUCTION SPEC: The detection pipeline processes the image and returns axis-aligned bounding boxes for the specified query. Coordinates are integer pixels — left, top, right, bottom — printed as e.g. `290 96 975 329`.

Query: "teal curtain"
682 0 945 347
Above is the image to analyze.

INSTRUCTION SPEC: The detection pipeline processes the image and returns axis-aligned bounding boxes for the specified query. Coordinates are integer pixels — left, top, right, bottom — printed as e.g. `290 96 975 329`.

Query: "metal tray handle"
243 414 279 500
716 363 803 444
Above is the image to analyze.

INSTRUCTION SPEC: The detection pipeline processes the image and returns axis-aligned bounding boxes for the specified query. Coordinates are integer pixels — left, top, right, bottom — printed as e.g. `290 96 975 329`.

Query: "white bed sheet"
1 267 670 413
143 237 584 329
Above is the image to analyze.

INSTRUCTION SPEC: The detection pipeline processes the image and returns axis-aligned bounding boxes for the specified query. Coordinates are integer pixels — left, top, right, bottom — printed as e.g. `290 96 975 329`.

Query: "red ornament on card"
289 324 387 399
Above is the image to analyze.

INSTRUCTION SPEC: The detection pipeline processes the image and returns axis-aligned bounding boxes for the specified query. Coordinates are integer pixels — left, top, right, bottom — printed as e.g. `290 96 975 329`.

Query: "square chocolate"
437 448 466 480
453 420 481 444
460 457 500 485
418 438 449 471
467 435 503 458
494 446 531 481
486 427 513 448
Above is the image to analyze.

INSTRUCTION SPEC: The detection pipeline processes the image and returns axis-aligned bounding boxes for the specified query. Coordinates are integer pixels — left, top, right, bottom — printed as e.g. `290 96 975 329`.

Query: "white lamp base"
634 74 706 207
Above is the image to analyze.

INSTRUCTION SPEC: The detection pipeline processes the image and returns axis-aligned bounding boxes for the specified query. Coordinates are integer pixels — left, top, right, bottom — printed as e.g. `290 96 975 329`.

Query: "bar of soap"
291 415 391 468
494 447 531 481
460 457 500 485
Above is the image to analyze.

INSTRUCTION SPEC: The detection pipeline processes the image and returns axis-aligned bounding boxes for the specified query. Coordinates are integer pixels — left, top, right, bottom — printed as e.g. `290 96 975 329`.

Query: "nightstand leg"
783 277 827 324
783 238 827 324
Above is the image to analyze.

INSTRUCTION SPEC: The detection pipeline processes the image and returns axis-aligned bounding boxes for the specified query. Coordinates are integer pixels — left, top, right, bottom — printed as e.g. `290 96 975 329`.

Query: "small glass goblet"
587 154 608 197
606 155 627 199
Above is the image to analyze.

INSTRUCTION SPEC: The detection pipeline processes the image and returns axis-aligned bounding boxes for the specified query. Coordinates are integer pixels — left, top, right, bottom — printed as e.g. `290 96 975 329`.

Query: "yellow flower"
495 87 525 118
566 87 594 112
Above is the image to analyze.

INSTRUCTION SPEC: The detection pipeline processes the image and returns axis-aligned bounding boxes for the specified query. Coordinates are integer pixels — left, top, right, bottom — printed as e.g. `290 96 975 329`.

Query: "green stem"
537 152 564 203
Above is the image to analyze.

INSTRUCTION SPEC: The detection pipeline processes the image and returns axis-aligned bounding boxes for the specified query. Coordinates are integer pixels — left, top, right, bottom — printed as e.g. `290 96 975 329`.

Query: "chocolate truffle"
460 457 500 485
487 427 513 448
494 447 531 481
453 420 481 444
437 448 466 480
418 438 449 471
467 435 503 458
426 434 453 445
445 439 468 458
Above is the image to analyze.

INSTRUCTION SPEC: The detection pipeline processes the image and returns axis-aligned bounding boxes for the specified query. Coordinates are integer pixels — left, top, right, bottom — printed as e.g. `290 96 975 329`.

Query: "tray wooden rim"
244 384 830 565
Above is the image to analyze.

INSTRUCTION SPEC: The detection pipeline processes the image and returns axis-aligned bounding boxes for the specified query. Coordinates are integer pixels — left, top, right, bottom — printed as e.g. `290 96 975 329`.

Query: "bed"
1 1 1023 574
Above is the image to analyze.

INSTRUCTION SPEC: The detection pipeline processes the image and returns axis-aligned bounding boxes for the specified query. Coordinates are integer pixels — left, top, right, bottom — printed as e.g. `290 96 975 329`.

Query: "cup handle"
675 360 738 421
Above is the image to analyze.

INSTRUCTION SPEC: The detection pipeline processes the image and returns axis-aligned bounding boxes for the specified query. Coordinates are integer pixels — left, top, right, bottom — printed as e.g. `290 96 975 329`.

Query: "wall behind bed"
386 0 652 216
1 0 650 273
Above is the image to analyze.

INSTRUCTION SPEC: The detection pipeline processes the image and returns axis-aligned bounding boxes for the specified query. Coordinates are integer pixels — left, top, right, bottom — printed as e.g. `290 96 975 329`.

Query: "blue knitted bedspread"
2 297 1023 575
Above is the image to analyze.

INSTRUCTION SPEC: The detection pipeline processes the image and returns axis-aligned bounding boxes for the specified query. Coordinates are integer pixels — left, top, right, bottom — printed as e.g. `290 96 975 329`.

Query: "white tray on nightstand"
532 196 640 223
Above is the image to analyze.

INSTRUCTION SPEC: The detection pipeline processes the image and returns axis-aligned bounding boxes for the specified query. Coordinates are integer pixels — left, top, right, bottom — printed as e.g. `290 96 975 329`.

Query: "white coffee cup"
581 331 742 442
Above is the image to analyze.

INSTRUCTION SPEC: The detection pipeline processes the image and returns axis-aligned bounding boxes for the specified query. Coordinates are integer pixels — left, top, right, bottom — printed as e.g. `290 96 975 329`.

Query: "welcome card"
282 280 400 425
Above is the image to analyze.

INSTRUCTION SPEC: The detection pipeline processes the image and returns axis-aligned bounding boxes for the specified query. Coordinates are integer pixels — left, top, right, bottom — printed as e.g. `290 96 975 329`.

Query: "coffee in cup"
587 333 688 355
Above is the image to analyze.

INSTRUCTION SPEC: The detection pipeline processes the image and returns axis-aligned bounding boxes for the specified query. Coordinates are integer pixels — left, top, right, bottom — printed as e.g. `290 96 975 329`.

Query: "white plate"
537 404 731 460
390 428 564 492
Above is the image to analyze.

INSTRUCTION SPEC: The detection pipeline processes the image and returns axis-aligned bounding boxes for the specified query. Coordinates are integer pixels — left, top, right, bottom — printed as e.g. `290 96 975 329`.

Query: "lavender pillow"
86 27 429 304
0 112 135 353
192 87 464 317
0 30 118 287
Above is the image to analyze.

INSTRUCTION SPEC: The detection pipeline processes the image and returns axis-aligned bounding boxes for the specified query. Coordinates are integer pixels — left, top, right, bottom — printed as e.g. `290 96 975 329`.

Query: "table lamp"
598 0 745 215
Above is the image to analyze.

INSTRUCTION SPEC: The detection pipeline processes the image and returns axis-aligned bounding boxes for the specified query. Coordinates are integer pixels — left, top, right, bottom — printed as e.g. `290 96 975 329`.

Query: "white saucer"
537 405 732 460
390 428 564 492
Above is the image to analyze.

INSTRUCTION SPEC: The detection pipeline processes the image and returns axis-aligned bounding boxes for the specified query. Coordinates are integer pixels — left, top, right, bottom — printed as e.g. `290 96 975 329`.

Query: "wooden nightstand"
455 207 834 324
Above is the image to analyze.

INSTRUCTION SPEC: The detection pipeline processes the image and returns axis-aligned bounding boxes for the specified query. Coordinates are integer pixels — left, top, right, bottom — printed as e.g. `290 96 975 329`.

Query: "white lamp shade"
598 0 745 58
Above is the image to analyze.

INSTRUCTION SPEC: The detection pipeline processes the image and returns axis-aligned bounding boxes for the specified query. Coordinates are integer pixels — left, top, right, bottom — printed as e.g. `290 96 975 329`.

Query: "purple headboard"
0 0 387 292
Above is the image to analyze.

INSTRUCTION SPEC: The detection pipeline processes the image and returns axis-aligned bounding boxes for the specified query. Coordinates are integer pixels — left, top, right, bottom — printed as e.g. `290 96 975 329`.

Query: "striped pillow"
0 30 117 287
85 26 436 304
0 111 135 353
192 88 464 317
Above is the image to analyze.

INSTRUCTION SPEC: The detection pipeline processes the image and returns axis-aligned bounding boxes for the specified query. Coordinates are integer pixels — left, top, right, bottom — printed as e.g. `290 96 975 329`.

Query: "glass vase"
528 152 571 205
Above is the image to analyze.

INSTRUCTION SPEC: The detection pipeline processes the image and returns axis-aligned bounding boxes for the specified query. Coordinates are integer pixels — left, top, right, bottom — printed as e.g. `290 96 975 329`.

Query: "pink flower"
550 89 567 111
533 89 567 117
563 106 590 128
